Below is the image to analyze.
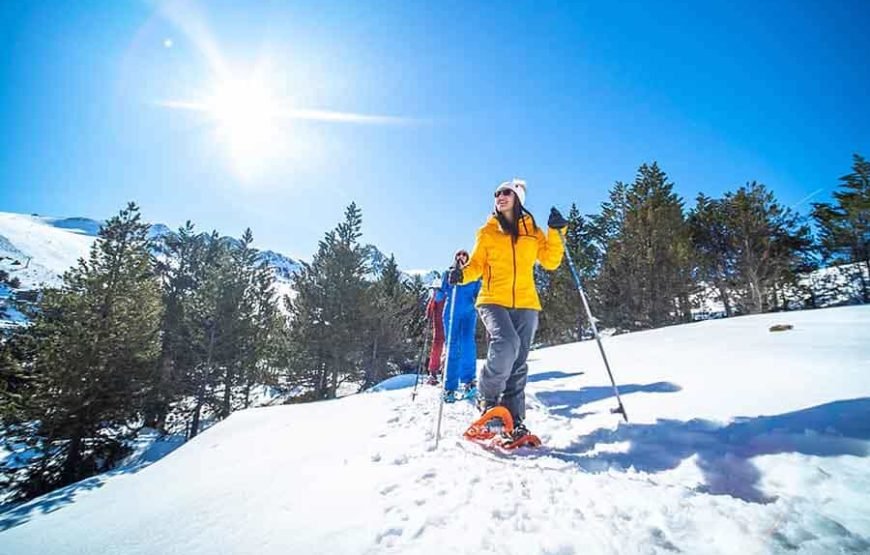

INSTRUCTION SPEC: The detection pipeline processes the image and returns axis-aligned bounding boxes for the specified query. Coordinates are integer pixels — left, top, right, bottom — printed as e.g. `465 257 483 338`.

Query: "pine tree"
146 221 201 432
405 274 429 344
185 231 228 437
597 164 694 330
404 274 430 366
216 229 259 419
811 154 870 303
287 203 370 399
594 181 634 331
725 183 811 313
176 229 281 437
363 255 419 387
241 251 282 409
688 194 737 317
0 332 35 424
1 203 162 501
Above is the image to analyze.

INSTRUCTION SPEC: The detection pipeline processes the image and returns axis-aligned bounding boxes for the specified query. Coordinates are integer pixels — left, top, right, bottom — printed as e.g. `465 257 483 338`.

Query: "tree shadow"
0 434 184 531
548 397 870 504
537 382 682 418
527 370 585 384
0 473 110 531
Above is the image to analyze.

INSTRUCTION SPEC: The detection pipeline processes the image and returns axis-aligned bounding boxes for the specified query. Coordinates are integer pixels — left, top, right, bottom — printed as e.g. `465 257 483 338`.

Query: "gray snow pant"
477 304 539 425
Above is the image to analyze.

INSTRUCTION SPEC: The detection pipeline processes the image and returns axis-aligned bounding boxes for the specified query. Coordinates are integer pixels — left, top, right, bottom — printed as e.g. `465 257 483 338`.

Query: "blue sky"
1 1 868 270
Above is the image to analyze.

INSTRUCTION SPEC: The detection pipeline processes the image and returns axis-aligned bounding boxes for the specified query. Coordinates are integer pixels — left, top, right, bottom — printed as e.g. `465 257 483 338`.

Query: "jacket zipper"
511 236 517 309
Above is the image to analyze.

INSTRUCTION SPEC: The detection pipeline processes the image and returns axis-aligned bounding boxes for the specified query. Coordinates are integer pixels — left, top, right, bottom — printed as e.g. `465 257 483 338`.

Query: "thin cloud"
155 99 423 126
790 187 826 210
278 108 421 126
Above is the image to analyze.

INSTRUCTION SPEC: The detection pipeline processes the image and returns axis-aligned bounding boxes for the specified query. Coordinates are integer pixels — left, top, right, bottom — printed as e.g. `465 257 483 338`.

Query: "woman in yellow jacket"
448 178 567 442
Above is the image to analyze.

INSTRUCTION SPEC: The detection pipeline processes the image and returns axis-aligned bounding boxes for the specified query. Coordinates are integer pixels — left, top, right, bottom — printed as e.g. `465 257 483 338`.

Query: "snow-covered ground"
2 305 868 554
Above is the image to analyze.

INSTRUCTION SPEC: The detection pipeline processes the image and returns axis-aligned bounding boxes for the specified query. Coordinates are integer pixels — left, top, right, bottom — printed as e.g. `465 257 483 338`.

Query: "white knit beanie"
495 178 527 206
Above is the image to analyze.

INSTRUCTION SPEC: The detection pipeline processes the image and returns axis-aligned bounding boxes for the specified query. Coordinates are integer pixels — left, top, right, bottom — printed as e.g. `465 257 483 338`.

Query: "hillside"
2 306 868 554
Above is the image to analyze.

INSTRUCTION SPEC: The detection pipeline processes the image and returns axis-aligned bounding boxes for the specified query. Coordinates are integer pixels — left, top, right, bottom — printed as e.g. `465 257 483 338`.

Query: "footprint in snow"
380 484 399 495
492 503 519 520
375 527 404 545
542 545 576 555
649 527 681 552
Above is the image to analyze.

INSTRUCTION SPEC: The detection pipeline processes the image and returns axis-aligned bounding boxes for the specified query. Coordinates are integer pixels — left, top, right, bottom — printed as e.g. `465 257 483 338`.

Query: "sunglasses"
494 189 514 198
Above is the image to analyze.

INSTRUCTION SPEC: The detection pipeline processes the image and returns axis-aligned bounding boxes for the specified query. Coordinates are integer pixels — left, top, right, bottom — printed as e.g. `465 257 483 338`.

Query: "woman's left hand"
548 207 568 229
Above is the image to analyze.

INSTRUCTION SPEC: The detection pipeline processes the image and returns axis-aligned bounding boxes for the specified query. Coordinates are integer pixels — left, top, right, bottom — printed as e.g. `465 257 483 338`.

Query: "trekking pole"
411 315 432 401
557 231 628 422
434 281 460 448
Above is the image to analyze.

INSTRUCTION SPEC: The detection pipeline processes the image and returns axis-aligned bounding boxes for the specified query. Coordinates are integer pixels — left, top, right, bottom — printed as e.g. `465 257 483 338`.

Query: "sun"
151 2 416 181
206 78 284 178
158 70 412 180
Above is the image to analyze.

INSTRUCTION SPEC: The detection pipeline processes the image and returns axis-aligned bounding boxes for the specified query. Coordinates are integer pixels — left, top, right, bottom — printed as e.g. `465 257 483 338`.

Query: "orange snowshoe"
464 406 542 450
464 406 514 441
494 426 542 449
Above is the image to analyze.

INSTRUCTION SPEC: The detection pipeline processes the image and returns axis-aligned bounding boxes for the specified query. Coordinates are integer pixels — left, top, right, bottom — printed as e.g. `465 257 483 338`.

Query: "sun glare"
152 2 417 181
207 79 284 178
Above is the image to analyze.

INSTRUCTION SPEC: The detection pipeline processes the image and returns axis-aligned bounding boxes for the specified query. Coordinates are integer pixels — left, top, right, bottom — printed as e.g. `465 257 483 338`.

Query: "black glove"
448 265 463 285
548 207 568 229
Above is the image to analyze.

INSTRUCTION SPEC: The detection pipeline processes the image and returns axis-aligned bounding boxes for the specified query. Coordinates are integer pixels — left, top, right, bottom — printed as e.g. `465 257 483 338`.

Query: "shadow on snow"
0 433 184 531
536 381 681 418
549 397 870 504
527 370 585 384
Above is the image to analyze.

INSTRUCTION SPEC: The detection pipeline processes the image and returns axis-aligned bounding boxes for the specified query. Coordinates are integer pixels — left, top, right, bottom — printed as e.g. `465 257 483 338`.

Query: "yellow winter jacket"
460 214 565 310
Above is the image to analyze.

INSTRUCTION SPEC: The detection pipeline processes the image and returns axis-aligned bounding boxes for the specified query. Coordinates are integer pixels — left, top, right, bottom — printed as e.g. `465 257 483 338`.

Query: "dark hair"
495 200 537 240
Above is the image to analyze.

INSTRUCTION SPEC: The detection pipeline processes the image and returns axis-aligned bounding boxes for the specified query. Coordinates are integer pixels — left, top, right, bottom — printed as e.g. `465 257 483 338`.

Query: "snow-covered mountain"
0 211 437 324
2 305 868 553
0 212 433 295
258 249 302 280
0 212 303 292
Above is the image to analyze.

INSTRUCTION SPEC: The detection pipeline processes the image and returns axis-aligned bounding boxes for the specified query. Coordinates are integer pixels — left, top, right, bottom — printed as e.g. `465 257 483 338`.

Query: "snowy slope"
2 305 869 554
0 212 95 289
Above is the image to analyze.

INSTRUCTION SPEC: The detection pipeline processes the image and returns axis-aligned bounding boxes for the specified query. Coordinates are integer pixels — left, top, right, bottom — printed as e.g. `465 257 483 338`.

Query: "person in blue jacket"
440 250 482 403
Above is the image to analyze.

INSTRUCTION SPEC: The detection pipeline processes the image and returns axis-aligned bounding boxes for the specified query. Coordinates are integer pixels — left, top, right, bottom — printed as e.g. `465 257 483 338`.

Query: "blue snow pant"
442 308 478 392
477 305 539 425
